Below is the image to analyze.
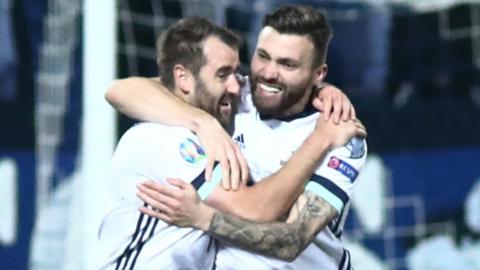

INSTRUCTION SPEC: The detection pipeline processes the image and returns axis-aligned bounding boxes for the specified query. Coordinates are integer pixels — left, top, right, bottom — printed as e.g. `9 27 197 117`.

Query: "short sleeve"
305 137 367 214
110 123 216 202
196 164 223 200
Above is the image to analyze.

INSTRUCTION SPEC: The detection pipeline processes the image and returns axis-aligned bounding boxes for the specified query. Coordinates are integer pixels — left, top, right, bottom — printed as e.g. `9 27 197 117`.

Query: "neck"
173 88 192 104
278 87 312 118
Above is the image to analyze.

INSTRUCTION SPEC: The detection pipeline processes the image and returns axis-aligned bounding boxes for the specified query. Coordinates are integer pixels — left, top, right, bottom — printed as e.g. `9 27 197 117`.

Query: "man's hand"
106 77 248 191
312 84 356 124
314 117 367 149
137 179 214 230
194 114 249 191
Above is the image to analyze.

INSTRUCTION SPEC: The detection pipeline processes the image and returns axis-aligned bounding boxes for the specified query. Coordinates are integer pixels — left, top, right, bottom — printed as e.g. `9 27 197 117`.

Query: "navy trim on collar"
259 102 317 122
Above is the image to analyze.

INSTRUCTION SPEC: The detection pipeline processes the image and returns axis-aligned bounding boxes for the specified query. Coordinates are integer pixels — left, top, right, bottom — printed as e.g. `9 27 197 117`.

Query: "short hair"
156 17 243 90
263 5 332 67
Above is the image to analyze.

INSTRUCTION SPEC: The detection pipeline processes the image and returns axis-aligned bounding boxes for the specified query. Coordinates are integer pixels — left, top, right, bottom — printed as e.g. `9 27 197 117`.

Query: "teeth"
220 101 230 107
260 83 280 93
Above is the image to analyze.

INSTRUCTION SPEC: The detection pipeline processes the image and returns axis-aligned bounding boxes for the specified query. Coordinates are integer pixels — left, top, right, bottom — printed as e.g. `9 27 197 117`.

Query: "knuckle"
171 202 180 210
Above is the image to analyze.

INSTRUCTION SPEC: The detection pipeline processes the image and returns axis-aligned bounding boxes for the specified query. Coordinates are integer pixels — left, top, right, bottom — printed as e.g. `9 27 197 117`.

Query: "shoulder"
122 122 184 139
322 137 368 181
306 137 367 211
118 122 194 148
111 122 208 180
331 137 368 167
114 122 205 165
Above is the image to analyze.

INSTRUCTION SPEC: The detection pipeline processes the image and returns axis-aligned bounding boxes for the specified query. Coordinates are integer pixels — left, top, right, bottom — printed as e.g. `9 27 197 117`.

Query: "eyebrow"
257 48 300 66
278 58 301 66
257 48 269 57
215 65 234 76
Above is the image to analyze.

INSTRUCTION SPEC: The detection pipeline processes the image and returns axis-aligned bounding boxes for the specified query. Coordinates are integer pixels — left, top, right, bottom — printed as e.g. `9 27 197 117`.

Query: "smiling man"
106 5 367 270
96 17 244 270
141 6 367 269
251 26 326 119
98 14 365 270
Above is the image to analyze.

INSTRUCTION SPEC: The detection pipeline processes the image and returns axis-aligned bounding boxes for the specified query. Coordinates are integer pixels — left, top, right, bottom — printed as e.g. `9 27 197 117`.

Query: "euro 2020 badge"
179 138 206 166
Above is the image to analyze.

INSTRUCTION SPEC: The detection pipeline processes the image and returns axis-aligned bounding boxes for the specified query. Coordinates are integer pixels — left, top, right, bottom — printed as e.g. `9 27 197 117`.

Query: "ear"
314 64 328 85
173 64 194 94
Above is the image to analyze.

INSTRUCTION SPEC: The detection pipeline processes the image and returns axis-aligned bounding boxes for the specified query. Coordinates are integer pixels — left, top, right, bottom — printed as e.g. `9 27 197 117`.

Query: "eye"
217 69 232 81
218 72 228 79
280 61 298 70
256 51 268 60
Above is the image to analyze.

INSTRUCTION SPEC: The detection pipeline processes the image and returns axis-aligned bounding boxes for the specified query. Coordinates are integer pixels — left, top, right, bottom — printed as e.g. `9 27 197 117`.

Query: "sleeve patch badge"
328 156 358 182
346 137 365 159
179 138 206 165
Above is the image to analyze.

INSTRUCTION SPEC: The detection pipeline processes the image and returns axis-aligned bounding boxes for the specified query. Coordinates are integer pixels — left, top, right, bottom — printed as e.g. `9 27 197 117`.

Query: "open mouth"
220 100 231 108
219 96 233 113
258 82 282 94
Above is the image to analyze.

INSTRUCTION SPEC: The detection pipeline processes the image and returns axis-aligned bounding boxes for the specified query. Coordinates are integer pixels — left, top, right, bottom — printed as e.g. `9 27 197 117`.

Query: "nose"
226 73 241 95
262 62 279 81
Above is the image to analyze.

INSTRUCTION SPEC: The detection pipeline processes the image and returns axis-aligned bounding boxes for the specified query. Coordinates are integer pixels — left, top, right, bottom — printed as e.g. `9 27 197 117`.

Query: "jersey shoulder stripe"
195 163 222 200
113 160 218 268
339 249 352 270
115 207 160 270
305 174 349 214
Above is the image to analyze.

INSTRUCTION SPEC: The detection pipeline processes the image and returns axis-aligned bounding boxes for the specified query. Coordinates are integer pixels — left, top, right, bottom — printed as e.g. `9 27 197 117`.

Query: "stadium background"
1 0 480 269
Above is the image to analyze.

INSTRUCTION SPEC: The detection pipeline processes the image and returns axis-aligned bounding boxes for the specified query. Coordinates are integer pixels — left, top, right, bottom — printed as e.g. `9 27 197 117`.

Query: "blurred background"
1 0 480 269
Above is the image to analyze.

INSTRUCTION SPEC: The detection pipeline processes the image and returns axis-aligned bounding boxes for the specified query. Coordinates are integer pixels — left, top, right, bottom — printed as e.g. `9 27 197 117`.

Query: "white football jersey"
215 79 367 270
97 123 221 270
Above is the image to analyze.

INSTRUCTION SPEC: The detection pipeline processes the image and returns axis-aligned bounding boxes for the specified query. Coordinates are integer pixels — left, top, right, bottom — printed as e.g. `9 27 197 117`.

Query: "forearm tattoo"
207 190 336 261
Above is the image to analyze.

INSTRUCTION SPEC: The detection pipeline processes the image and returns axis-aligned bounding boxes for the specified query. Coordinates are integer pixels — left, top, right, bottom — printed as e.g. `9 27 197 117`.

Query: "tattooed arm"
139 179 337 262
206 190 336 261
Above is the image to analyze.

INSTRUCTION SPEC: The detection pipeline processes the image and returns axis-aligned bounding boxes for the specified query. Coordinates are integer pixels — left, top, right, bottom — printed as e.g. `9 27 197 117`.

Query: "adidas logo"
234 134 245 149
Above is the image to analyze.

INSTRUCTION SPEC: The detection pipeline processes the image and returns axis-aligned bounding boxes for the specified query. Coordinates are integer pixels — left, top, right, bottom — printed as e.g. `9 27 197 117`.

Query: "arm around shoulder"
105 76 209 130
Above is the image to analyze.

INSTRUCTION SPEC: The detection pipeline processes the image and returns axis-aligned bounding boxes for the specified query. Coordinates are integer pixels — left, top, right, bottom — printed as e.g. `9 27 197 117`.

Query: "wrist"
191 110 215 134
195 202 215 231
306 131 333 152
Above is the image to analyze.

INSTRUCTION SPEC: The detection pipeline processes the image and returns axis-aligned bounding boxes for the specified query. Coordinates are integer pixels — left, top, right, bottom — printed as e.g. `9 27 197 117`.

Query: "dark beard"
194 78 235 131
250 75 310 119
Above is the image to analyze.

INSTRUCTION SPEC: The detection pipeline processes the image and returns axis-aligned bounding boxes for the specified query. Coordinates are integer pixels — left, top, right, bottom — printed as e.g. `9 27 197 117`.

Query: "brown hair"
157 17 243 90
263 5 332 67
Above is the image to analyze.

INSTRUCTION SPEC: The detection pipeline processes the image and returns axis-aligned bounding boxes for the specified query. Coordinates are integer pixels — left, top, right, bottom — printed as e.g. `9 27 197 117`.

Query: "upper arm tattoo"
207 190 337 261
